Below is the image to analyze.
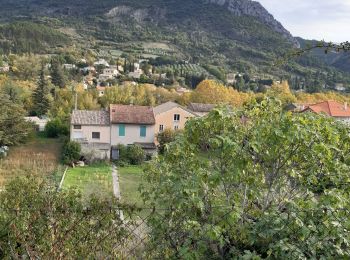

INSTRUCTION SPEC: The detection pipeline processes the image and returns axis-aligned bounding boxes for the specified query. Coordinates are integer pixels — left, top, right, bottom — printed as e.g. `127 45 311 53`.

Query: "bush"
62 141 81 165
126 145 145 165
157 129 177 154
114 144 145 165
45 119 69 138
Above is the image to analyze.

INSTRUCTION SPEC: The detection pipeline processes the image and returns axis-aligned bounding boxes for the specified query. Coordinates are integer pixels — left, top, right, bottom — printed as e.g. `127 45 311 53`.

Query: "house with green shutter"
109 104 156 156
70 104 157 160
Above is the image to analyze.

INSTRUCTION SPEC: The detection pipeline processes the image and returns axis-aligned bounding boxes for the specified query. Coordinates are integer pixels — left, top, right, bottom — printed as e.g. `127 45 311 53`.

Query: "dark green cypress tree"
50 59 66 88
32 65 51 116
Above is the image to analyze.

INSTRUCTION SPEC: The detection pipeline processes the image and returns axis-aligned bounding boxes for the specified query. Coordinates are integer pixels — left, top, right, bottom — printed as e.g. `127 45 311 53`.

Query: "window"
73 125 82 129
140 125 147 137
119 124 125 137
159 125 164 132
174 125 179 130
174 114 180 122
92 132 100 139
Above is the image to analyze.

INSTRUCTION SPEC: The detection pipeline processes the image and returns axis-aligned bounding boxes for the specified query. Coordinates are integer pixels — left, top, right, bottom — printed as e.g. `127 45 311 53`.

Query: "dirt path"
112 164 121 200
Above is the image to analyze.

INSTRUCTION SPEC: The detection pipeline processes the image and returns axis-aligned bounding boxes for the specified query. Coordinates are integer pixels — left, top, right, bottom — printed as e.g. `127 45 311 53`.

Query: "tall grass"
0 137 63 188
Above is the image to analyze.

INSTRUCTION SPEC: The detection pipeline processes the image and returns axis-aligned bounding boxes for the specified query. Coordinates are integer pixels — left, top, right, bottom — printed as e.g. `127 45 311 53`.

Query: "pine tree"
124 58 128 73
32 65 51 116
50 59 66 88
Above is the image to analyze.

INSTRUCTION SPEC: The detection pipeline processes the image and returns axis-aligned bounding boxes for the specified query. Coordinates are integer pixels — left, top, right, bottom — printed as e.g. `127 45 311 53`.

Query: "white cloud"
257 0 350 42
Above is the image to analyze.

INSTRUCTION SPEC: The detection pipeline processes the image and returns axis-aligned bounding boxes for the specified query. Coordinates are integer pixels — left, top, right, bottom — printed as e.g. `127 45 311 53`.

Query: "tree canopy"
0 93 33 146
141 99 350 258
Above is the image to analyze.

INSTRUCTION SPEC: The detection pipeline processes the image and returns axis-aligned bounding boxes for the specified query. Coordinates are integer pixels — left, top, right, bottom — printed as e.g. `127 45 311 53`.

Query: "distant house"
0 65 10 73
152 73 167 79
134 63 141 71
103 68 119 77
94 59 110 67
24 117 49 132
99 74 113 81
335 83 346 92
70 110 111 160
110 105 156 152
188 103 216 117
63 64 76 70
226 73 237 84
176 87 192 95
154 101 197 135
301 100 350 123
128 71 143 79
285 103 310 112
80 66 96 73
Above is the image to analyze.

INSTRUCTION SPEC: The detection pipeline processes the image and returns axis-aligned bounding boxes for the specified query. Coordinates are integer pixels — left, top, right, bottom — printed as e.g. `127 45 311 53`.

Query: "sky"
257 0 350 42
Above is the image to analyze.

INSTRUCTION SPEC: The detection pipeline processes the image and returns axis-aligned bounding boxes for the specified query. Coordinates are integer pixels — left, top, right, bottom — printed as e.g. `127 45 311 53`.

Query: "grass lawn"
0 135 64 188
118 166 145 207
62 163 113 199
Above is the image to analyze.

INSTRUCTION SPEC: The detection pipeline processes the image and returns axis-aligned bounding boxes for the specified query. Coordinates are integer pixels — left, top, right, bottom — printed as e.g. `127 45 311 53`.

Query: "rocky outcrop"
207 0 300 47
106 5 166 24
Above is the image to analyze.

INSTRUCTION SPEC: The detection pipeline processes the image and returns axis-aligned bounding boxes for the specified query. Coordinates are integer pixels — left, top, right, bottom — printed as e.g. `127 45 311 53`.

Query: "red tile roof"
302 100 350 117
110 105 155 125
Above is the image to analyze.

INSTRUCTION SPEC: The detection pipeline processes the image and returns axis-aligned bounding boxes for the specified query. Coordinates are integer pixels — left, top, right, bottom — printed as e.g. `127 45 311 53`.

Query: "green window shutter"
140 125 146 137
119 124 125 137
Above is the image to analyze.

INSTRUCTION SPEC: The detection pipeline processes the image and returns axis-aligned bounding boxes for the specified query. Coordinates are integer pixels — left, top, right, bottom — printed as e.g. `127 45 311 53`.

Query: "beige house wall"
70 125 111 144
111 124 155 146
155 107 196 135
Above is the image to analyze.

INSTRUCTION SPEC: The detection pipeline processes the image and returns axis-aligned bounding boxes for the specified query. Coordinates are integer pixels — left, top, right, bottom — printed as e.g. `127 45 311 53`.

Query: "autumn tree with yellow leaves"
191 79 253 106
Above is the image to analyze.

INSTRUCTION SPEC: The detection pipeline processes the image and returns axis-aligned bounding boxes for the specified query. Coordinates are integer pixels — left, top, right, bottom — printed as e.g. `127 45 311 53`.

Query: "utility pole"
74 91 78 111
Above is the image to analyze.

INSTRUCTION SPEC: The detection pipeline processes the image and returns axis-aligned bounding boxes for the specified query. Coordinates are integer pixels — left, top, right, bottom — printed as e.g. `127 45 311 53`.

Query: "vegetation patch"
62 163 113 200
0 136 64 188
119 165 144 207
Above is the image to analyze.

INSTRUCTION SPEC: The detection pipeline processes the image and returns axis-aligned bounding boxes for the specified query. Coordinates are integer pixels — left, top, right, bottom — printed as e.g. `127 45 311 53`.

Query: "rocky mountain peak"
206 0 300 47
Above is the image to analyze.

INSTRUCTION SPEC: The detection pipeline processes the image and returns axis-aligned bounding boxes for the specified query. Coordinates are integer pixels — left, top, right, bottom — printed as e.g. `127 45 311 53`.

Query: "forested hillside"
0 0 349 91
0 22 70 54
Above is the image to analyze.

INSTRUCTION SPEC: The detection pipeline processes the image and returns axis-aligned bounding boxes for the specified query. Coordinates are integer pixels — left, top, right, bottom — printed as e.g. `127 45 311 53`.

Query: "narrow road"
112 164 121 200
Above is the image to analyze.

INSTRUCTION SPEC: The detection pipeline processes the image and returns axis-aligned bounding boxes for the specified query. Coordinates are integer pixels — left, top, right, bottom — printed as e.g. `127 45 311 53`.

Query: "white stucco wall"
111 124 155 146
70 125 111 144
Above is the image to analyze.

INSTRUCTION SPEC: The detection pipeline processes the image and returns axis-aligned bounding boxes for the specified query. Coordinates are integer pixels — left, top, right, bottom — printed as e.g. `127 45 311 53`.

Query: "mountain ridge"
206 0 299 47
0 0 298 47
0 0 349 89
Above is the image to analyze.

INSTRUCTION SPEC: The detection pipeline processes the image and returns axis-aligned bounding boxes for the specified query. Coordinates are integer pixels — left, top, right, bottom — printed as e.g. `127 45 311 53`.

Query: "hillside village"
0 0 350 258
70 99 350 161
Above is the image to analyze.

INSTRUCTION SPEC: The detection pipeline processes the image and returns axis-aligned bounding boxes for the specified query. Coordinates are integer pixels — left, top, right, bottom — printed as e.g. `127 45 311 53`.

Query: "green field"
118 166 145 207
62 163 147 206
62 163 113 199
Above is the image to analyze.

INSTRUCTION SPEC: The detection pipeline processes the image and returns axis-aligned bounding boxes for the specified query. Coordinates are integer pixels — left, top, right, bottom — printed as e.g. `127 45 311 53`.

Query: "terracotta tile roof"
154 101 197 116
302 100 350 117
71 110 110 125
110 105 155 125
188 103 216 113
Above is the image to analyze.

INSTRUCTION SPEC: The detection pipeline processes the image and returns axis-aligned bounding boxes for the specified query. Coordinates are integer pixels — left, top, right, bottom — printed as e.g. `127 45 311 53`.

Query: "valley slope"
0 0 349 89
